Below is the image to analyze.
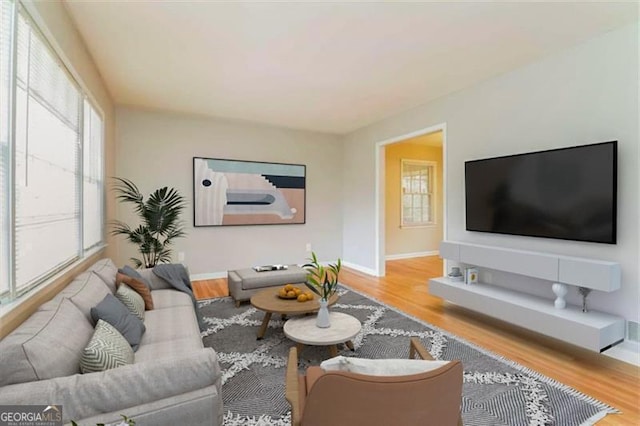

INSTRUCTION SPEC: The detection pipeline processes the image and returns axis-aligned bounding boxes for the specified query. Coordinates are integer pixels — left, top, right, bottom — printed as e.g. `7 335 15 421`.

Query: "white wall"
115 107 344 276
343 24 639 321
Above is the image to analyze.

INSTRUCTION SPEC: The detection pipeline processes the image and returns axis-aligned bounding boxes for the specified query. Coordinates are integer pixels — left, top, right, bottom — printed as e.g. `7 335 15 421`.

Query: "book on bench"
253 264 289 272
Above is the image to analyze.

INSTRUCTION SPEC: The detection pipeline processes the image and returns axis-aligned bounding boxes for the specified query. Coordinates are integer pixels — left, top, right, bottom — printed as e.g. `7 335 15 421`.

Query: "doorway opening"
374 123 447 276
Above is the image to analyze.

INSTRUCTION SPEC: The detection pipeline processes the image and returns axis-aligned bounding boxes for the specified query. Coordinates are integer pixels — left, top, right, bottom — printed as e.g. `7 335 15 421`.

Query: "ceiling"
63 1 637 134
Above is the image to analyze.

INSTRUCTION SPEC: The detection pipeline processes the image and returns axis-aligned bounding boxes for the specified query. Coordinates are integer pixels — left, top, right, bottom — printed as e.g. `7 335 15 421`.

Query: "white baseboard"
190 271 227 281
385 250 439 260
603 340 640 366
342 261 379 277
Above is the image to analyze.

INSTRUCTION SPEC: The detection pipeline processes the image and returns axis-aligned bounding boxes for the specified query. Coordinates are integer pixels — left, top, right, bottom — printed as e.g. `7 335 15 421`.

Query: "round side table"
283 312 362 357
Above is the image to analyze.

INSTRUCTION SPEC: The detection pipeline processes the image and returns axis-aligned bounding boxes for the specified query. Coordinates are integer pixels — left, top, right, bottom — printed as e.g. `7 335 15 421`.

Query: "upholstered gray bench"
228 266 308 307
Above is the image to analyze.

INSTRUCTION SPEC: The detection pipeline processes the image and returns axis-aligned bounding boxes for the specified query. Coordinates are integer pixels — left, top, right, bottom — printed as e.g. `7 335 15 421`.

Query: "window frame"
400 159 437 228
1 0 106 302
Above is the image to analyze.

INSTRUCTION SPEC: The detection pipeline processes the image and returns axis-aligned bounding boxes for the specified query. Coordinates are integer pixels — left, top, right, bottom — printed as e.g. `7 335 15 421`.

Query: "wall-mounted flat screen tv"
465 141 617 244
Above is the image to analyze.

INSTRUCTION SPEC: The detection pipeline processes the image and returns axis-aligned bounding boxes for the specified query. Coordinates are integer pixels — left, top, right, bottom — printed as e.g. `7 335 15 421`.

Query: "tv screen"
465 141 617 244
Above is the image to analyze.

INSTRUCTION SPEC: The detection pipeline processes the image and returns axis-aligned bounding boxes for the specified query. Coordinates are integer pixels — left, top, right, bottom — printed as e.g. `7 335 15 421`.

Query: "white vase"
316 298 330 328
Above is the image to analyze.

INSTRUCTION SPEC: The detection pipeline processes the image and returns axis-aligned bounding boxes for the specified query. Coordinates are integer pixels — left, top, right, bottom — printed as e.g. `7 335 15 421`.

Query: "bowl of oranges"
277 284 315 303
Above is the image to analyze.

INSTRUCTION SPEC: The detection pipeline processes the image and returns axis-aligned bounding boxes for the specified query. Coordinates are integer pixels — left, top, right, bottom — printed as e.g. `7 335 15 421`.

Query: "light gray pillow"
80 320 134 373
90 294 145 351
320 356 449 376
115 284 145 320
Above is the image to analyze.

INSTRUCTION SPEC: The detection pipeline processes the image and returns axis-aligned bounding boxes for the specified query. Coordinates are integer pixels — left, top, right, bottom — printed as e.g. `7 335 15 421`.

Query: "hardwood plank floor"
192 257 639 425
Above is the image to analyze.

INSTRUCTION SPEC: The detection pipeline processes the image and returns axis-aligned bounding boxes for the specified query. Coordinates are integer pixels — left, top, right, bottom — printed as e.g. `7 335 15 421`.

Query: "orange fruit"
278 288 287 297
297 294 308 302
294 288 302 296
284 284 294 292
305 292 314 300
286 290 296 298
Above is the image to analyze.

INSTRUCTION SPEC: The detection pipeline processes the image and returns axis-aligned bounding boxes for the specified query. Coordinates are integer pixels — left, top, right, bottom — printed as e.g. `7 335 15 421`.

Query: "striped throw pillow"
80 320 134 373
115 284 145 320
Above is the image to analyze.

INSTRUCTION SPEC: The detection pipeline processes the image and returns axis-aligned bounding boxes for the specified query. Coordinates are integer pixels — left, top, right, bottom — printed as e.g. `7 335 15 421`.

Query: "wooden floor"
192 257 639 425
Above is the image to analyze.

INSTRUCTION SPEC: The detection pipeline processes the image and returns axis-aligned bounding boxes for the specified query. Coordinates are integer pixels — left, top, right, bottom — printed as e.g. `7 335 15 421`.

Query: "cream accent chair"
286 337 463 426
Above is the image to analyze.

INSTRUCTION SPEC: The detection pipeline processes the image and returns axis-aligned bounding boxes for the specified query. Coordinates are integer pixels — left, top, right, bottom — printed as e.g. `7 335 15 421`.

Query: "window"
83 100 104 250
401 160 435 227
0 0 104 301
1 0 12 295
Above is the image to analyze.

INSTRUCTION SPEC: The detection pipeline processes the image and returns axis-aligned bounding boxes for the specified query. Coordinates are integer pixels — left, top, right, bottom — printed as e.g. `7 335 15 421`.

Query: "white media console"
429 241 625 352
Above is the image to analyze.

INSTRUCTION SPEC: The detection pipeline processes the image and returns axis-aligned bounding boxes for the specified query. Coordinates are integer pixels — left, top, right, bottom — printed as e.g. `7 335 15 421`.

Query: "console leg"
552 283 568 309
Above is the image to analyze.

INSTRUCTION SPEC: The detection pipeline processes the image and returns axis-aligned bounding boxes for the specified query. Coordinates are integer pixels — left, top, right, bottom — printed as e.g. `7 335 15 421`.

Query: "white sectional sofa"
0 259 222 425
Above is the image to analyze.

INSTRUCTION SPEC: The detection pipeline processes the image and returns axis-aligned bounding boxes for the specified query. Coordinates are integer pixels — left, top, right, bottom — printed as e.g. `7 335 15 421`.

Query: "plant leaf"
304 282 322 297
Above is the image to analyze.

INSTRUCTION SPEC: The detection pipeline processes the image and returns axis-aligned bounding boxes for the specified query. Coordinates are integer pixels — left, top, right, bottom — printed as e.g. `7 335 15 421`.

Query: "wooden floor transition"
192 256 639 425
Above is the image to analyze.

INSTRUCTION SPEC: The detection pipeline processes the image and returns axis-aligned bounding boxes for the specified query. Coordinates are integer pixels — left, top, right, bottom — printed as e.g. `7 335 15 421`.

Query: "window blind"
83 99 103 250
14 8 81 290
0 0 13 295
0 2 105 301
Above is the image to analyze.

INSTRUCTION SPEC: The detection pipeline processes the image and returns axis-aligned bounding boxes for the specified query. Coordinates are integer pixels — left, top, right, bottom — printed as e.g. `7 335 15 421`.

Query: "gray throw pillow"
118 265 151 289
80 320 134 373
90 294 145 351
115 284 145 320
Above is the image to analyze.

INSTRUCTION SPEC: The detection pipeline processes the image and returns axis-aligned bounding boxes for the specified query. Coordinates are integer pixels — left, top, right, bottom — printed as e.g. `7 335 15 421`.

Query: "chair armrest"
0 348 220 423
409 337 434 360
285 347 302 426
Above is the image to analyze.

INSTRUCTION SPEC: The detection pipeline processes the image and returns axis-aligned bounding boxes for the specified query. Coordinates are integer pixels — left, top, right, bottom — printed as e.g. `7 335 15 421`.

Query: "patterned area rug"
199 285 618 426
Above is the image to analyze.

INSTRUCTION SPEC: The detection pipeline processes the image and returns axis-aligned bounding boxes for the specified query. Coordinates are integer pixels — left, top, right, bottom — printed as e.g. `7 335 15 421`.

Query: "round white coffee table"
284 312 362 357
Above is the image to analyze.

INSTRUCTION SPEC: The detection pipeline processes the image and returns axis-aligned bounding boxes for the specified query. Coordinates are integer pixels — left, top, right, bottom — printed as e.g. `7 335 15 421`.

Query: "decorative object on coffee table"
316 298 330 328
303 252 342 328
250 285 338 339
111 177 186 268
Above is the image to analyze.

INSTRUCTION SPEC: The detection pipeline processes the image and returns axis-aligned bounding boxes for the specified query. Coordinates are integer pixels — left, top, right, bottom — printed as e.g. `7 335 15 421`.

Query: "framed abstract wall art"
193 157 306 226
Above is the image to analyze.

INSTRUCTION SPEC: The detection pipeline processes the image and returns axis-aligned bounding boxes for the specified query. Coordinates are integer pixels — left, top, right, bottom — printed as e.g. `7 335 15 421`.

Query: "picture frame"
465 267 479 284
193 157 306 226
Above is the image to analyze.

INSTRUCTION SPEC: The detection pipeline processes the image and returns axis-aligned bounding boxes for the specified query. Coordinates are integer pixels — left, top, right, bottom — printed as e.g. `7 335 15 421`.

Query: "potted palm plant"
111 177 186 268
303 252 341 328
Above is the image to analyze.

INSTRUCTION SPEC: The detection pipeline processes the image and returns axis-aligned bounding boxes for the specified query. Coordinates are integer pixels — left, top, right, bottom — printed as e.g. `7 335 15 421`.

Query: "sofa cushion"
116 272 154 310
115 284 145 320
134 337 204 364
0 298 93 386
80 320 134 373
320 356 450 376
91 294 146 351
140 306 200 345
58 271 111 323
87 258 119 293
151 289 194 310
